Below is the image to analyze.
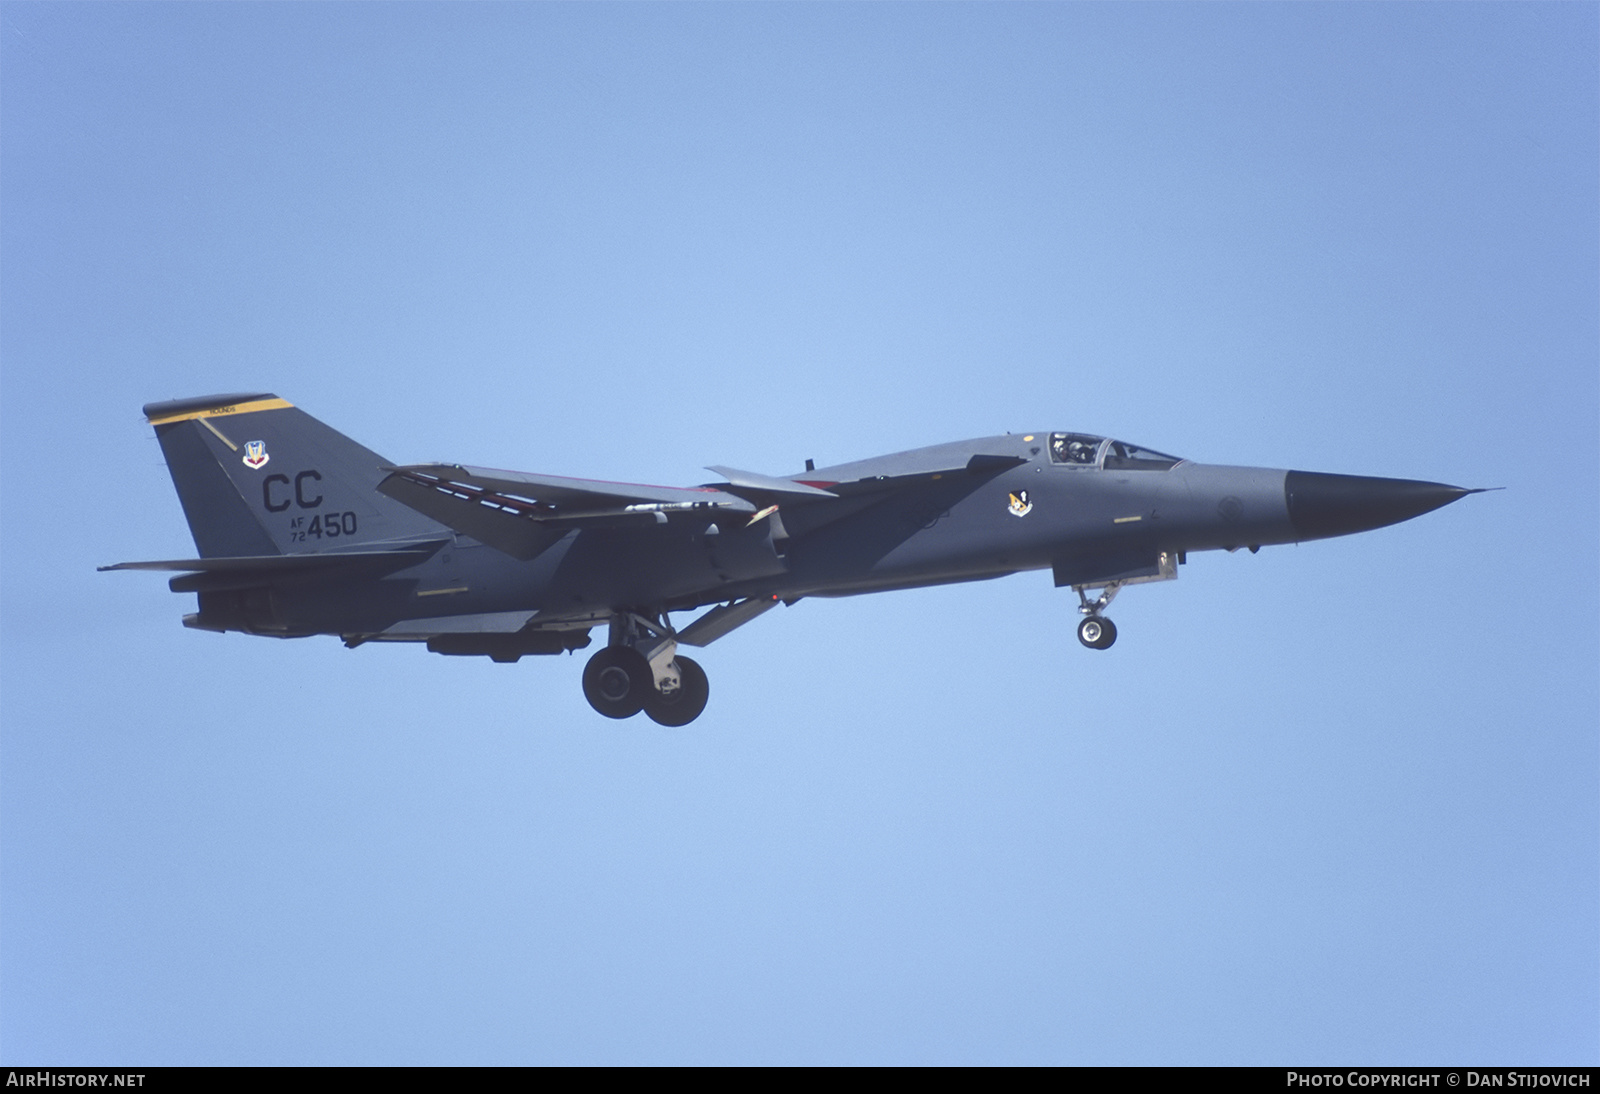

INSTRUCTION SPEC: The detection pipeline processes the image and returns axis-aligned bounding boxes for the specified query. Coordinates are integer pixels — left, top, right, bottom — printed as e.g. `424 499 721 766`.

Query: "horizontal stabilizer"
100 546 440 573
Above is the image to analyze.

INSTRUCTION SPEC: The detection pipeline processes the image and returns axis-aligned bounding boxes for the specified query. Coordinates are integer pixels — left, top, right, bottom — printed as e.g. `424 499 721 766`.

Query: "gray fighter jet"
104 393 1482 725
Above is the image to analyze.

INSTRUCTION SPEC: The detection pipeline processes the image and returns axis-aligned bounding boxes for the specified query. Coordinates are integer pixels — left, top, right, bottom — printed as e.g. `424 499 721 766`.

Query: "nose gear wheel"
1077 616 1117 650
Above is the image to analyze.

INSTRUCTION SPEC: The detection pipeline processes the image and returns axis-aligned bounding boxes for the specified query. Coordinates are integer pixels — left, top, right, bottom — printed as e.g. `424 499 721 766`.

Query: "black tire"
582 647 651 719
1077 616 1117 650
643 656 710 727
1094 617 1117 649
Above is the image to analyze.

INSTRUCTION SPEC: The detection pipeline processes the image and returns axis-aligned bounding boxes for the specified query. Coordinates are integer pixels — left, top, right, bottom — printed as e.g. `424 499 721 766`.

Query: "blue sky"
2 3 1595 1065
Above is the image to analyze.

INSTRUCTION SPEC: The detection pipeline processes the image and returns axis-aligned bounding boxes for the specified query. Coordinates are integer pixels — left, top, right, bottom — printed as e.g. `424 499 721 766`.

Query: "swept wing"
377 464 757 560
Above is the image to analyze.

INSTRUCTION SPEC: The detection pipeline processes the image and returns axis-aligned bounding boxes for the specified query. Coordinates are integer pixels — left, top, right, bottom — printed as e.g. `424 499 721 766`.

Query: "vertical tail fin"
145 393 448 557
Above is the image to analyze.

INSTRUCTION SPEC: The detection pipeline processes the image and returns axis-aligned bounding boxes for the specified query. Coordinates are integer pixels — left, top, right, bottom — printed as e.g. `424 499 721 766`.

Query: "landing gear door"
1051 549 1179 589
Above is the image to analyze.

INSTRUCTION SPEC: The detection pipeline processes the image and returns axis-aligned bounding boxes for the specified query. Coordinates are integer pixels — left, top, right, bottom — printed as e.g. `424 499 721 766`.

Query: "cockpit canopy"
1048 433 1183 471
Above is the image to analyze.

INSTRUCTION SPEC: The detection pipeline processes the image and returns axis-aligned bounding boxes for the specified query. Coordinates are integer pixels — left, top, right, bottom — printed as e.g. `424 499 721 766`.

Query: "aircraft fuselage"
106 397 1478 724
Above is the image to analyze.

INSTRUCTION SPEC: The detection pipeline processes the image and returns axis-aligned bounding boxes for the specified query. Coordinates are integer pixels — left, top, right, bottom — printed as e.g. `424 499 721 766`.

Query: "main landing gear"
581 611 710 725
1075 585 1119 650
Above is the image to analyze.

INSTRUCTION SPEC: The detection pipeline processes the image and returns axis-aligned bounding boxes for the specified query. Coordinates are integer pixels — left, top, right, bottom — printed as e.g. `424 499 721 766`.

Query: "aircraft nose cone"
1285 470 1476 541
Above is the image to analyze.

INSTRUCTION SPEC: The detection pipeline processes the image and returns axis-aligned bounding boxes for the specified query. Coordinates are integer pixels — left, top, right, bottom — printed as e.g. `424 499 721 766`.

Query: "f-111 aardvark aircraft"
105 394 1482 725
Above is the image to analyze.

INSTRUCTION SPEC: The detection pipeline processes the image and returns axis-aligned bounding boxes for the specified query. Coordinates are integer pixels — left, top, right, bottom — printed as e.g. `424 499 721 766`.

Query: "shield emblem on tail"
242 440 269 469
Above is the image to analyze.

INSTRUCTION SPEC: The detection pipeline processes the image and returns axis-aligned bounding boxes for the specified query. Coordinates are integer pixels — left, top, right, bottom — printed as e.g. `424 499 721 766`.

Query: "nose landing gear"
1076 615 1117 650
1075 585 1119 650
1062 550 1180 651
581 611 711 725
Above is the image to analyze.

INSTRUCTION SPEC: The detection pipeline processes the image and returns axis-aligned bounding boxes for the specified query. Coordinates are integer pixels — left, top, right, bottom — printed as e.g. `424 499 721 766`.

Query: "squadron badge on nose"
1007 489 1033 517
242 440 270 469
